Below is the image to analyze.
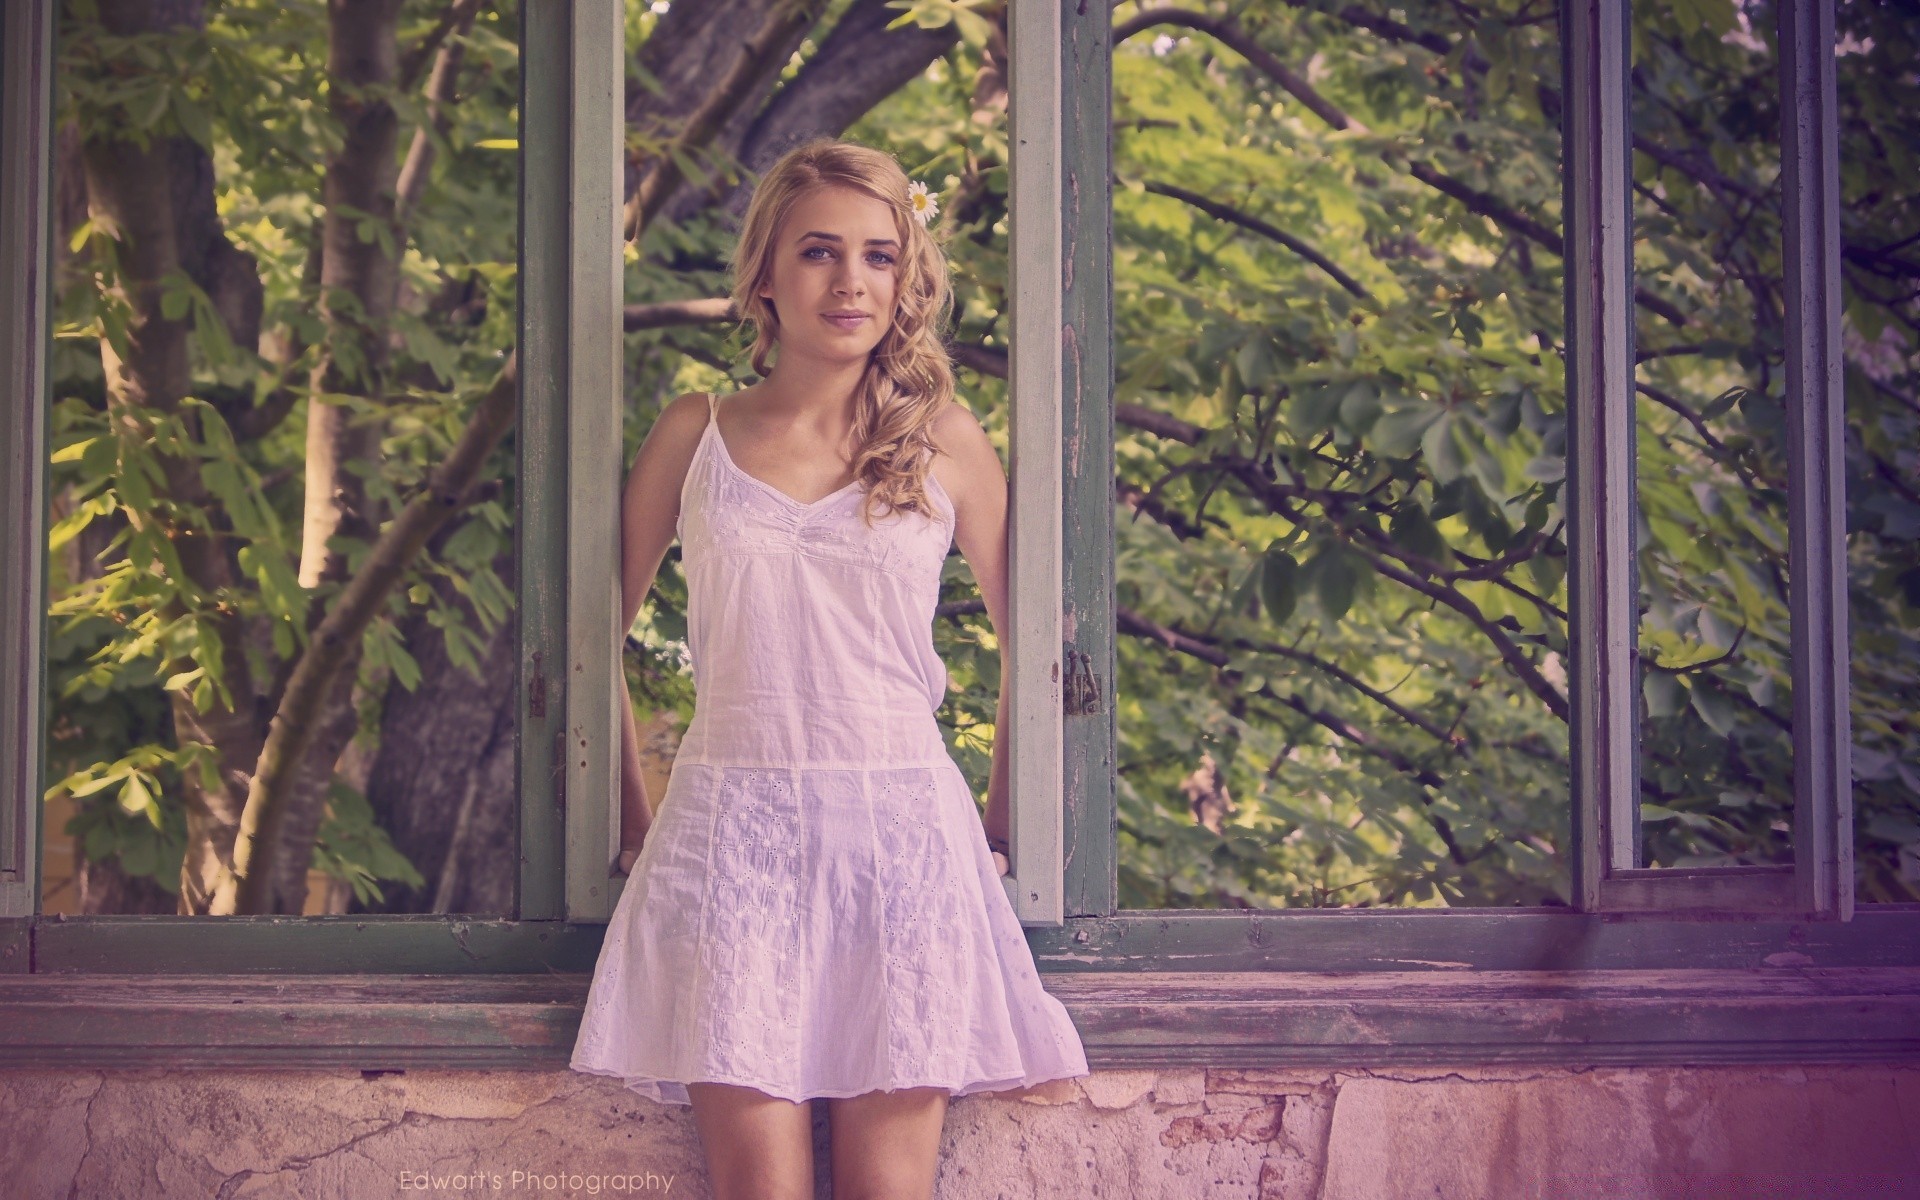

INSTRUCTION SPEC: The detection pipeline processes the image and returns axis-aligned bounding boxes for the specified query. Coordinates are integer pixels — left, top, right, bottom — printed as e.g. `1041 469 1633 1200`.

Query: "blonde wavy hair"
727 137 957 529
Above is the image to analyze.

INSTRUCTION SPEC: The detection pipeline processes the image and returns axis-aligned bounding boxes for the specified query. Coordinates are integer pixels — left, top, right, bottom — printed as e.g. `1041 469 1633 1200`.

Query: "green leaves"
1644 670 1687 719
1388 503 1451 569
1449 303 1486 348
1338 381 1382 438
1666 0 1739 37
1236 337 1279 391
45 741 216 833
156 269 239 368
1371 404 1442 459
1688 680 1739 738
361 617 422 692
311 782 427 907
1299 541 1368 624
1421 411 1466 484
1259 544 1299 626
1528 549 1566 598
1288 383 1345 437
883 0 997 47
1288 380 1386 441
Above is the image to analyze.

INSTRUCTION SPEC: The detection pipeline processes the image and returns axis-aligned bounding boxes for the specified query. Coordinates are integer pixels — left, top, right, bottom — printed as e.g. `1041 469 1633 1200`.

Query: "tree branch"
1347 541 1569 722
1634 381 1749 472
1115 603 1470 863
1117 478 1215 540
623 296 737 331
625 0 828 243
398 0 482 93
212 352 520 914
1114 7 1362 133
701 0 961 221
1112 7 1691 327
395 0 482 223
1120 604 1467 749
1139 179 1373 299
1116 400 1203 444
949 340 1008 380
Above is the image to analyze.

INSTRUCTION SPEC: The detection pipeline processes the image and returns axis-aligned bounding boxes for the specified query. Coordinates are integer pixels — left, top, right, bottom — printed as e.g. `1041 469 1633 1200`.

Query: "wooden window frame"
3 0 1918 1072
563 1 1079 925
0 0 611 975
1564 0 1851 918
0 0 53 935
1048 0 1865 935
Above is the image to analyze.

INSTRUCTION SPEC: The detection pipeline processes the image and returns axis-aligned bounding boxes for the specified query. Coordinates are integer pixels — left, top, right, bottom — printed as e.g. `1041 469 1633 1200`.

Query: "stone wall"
5 1064 1917 1198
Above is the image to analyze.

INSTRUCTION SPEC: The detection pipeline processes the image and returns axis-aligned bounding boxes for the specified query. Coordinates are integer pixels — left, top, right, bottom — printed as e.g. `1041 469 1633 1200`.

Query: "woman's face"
757 184 903 365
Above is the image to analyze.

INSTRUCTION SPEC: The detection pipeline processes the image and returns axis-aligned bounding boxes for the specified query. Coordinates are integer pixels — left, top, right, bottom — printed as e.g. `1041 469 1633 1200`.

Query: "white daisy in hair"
907 179 940 226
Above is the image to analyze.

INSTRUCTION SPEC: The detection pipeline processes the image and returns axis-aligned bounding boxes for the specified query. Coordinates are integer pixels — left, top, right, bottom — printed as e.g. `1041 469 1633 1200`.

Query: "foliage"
310 782 429 908
44 0 523 907
1093 0 1918 905
42 0 1917 914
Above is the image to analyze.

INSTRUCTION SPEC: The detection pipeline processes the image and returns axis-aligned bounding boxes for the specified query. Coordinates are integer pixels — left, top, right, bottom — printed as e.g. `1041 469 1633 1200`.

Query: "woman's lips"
823 313 870 330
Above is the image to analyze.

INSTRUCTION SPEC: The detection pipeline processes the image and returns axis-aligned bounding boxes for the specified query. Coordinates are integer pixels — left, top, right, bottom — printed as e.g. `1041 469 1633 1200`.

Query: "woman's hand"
987 835 1010 878
615 846 642 877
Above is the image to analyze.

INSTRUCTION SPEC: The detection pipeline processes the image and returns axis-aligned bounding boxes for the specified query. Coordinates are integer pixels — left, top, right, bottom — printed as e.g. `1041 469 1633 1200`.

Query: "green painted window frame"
1045 0 1881 946
0 0 53 934
2 0 1918 1071
0 0 611 974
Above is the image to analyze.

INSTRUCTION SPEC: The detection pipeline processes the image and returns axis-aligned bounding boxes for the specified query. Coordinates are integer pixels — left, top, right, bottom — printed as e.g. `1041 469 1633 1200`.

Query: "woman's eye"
801 245 892 266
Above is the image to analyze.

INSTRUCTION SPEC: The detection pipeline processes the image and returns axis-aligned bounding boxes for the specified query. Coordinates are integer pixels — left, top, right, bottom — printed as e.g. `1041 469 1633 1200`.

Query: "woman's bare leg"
824 1086 949 1200
686 1083 814 1200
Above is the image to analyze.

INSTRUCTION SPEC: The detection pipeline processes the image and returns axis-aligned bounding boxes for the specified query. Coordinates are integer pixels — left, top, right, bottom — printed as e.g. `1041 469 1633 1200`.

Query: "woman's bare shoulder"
927 400 999 468
926 400 1005 516
657 390 718 441
629 391 715 471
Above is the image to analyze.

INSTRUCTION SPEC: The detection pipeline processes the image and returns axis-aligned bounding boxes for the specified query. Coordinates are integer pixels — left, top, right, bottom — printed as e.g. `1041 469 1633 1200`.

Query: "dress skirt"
568 756 1090 1106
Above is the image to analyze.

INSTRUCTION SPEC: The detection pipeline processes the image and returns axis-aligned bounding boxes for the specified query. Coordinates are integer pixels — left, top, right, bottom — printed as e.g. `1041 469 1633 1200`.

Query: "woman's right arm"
614 392 715 876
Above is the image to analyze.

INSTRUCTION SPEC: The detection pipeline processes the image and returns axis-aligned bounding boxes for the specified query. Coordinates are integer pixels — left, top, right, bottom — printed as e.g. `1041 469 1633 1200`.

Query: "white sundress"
569 389 1090 1106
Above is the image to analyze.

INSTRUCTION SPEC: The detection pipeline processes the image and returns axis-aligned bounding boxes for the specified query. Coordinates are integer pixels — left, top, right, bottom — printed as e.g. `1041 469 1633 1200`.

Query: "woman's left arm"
931 402 1014 876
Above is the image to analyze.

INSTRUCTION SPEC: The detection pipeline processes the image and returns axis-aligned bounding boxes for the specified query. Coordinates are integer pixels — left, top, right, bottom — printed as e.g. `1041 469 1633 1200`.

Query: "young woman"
569 138 1090 1199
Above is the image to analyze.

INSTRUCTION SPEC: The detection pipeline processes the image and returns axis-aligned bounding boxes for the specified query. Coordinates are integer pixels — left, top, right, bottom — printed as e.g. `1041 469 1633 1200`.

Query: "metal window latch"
1063 645 1102 715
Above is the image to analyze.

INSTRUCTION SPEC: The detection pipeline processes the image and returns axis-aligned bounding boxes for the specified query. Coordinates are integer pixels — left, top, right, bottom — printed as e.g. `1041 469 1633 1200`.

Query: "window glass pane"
1838 7 1920 902
1110 4 1570 908
41 0 522 915
613 7 1012 842
1629 1 1796 870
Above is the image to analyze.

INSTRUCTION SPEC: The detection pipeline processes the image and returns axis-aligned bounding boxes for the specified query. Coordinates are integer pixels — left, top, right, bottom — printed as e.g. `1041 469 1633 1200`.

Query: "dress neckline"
703 387 957 522
708 389 865 512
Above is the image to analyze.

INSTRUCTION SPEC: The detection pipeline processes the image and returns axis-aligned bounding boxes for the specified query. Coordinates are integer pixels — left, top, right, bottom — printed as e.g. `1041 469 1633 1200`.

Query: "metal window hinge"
1063 645 1102 715
527 650 547 719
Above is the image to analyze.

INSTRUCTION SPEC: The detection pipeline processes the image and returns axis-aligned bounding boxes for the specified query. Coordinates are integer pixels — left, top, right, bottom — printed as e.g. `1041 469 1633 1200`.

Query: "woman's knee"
686 1082 815 1200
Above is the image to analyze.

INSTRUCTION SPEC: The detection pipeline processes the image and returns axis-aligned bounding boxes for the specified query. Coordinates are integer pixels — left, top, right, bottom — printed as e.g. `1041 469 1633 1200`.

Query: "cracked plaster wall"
4 1064 1918 1198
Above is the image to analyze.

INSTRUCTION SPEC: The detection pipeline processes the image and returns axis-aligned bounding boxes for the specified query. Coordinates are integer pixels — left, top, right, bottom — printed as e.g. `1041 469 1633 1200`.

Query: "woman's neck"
756 346 869 418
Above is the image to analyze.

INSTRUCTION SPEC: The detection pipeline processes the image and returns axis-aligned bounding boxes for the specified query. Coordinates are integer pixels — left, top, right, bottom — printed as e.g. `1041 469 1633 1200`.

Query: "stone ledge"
3 967 1918 1069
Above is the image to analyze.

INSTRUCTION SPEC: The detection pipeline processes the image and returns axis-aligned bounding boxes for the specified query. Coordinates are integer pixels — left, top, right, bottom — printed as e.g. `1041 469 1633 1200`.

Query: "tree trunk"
263 0 409 913
76 856 177 915
299 0 405 593
361 553 520 915
61 0 962 915
665 0 961 227
79 0 269 914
